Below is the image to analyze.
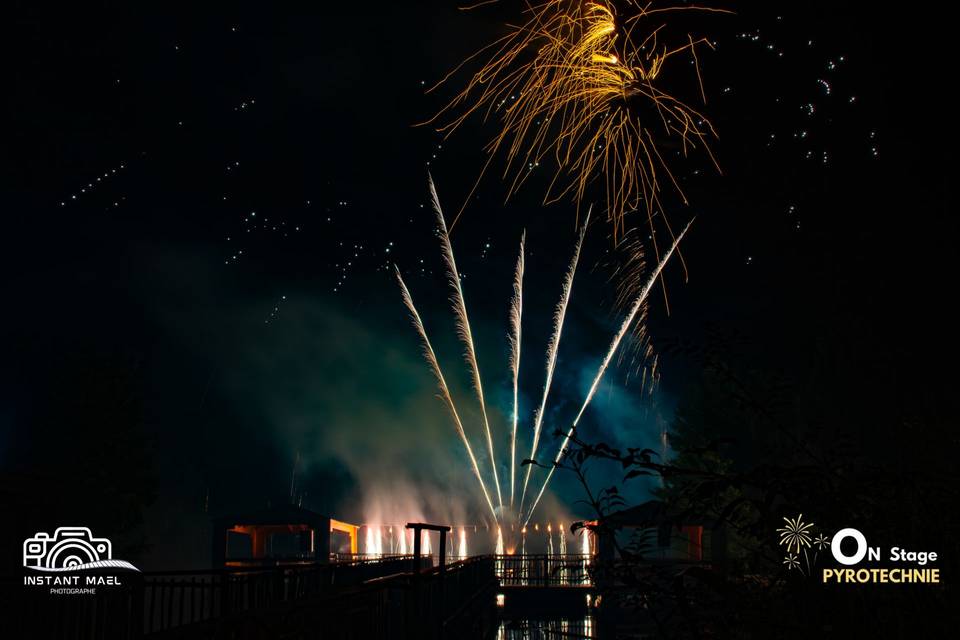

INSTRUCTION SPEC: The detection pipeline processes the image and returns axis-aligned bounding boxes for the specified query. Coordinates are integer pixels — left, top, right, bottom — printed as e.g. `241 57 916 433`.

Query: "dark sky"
3 2 953 568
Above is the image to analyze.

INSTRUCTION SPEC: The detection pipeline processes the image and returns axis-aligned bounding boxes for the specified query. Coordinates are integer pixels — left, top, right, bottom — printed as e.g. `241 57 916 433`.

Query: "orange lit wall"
680 525 703 561
330 519 359 554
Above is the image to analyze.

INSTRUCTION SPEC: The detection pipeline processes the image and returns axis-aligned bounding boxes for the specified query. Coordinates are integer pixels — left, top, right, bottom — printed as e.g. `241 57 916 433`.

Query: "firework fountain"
395 176 691 542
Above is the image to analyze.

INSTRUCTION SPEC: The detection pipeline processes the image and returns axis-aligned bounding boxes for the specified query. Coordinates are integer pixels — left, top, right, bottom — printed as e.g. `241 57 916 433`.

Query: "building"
211 505 359 567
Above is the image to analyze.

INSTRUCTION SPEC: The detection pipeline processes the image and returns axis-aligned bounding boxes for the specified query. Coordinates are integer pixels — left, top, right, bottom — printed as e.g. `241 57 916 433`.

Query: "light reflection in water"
496 616 595 639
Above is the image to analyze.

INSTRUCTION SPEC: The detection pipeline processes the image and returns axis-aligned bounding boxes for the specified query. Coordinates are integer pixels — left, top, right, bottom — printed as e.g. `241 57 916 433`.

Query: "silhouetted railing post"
66 556 493 638
130 572 144 639
406 522 451 572
219 571 230 618
438 530 447 575
411 525 422 574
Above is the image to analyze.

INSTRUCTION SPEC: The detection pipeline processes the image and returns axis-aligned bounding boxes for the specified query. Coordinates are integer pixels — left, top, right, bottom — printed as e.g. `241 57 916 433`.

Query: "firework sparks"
431 176 505 510
508 232 525 509
519 210 590 516
425 0 727 246
524 218 692 524
777 514 815 554
399 180 674 529
395 265 498 520
813 533 831 550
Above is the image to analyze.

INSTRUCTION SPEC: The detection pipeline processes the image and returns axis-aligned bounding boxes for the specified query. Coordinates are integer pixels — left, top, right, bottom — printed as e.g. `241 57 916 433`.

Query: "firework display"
395 265 498 520
425 0 728 249
518 208 589 517
523 217 692 523
398 178 691 527
508 231 525 508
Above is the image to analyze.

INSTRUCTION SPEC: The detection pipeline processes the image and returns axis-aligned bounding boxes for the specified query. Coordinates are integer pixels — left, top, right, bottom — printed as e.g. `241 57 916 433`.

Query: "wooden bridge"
496 554 595 617
8 553 601 639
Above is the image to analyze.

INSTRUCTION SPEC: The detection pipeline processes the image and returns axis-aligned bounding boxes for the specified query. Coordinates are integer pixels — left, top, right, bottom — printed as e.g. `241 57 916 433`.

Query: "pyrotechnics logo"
775 514 941 584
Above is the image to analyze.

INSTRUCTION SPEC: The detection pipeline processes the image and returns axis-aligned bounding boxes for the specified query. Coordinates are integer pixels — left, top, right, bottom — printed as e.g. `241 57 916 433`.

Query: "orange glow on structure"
330 518 359 555
682 525 704 561
227 523 311 560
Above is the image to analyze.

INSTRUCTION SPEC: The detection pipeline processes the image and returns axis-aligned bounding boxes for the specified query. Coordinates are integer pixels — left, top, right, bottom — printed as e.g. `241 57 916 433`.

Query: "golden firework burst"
777 514 815 554
425 0 729 247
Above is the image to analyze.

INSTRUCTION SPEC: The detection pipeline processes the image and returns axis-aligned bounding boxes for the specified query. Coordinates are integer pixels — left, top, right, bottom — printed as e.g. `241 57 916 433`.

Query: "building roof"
212 504 330 528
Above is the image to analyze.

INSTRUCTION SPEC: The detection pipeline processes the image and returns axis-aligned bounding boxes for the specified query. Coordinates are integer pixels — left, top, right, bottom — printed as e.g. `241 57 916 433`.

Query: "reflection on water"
497 616 594 639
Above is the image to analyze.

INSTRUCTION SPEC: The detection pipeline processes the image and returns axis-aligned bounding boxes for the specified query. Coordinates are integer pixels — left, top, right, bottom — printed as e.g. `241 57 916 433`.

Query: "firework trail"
430 176 504 510
524 218 693 524
519 210 590 516
508 232 525 508
289 450 300 503
395 265 498 520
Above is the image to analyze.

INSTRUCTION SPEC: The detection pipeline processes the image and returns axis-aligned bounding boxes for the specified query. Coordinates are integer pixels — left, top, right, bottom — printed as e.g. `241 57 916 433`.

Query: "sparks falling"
397 179 682 531
395 265 498 520
519 209 589 516
425 0 727 247
508 232 525 509
431 176 504 510
524 219 693 523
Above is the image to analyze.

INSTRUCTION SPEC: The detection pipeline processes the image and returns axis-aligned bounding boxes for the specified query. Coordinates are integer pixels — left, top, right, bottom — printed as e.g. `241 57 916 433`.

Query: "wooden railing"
495 554 594 587
150 556 497 639
8 554 612 638
139 555 427 633
6 555 498 640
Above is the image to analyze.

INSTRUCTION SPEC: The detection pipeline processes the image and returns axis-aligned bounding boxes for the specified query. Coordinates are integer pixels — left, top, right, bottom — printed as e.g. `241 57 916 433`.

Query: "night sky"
3 3 953 570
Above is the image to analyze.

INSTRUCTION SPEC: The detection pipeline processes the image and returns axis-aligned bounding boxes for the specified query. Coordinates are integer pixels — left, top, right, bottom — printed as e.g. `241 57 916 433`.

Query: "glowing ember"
364 526 383 557
423 531 432 556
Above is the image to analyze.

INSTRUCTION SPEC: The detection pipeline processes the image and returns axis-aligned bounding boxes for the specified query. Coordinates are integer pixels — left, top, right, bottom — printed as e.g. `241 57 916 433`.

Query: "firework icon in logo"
782 553 800 571
777 514 815 554
812 533 831 550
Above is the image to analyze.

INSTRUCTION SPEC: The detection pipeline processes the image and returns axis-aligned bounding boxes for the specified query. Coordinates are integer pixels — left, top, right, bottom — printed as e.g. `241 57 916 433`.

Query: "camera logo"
23 527 138 572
